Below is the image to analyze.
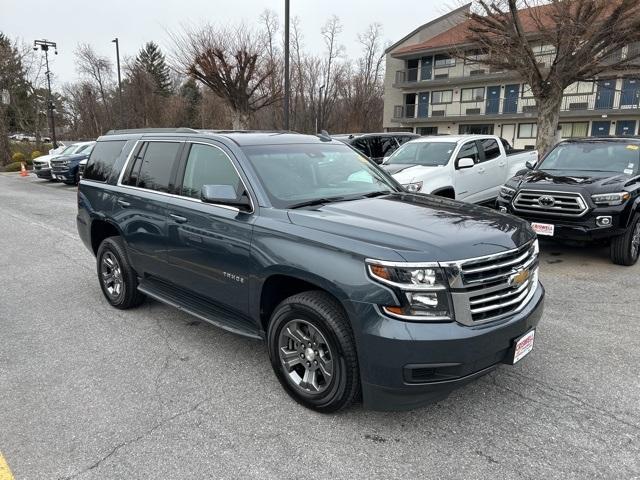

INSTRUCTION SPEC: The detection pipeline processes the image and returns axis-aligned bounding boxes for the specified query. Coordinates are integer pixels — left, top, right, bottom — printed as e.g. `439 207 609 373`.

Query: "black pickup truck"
497 137 640 265
77 129 544 412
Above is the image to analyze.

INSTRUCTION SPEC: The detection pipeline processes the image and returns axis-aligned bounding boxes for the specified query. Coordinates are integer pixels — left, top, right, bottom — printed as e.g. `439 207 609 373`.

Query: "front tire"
267 291 360 413
96 236 145 309
610 213 640 266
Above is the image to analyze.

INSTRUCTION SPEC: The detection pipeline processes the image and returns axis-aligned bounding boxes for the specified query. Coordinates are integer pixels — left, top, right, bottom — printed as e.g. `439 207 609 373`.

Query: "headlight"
499 186 516 200
591 192 630 206
366 261 453 321
403 181 423 193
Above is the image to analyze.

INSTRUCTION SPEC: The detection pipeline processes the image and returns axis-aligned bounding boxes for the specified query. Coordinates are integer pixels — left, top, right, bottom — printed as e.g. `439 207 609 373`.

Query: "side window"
380 137 399 157
500 138 512 152
122 143 146 186
136 142 181 192
368 137 384 159
84 140 126 182
456 141 480 163
480 138 501 161
180 144 241 199
351 138 371 157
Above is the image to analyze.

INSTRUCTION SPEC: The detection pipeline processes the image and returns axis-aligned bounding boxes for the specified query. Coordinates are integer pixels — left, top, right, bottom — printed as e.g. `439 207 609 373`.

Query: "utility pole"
317 84 325 133
112 38 123 128
33 39 58 148
283 0 290 131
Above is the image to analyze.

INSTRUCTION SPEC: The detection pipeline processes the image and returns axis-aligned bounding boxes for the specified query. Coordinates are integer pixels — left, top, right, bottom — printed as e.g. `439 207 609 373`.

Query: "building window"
461 87 485 102
560 122 589 138
518 123 538 139
522 84 535 98
431 90 453 104
564 81 594 95
464 49 485 64
459 124 494 135
434 54 455 68
417 127 438 136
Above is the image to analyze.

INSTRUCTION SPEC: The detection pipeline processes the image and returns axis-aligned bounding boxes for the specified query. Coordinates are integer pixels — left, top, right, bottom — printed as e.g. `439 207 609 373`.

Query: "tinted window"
181 144 241 199
84 140 127 182
122 143 146 186
457 141 480 163
380 137 399 157
480 139 501 161
351 138 371 157
136 142 181 192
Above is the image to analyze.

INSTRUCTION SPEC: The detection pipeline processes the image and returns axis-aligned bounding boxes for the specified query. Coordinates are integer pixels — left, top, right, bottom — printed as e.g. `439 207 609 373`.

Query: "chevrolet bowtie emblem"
509 268 530 288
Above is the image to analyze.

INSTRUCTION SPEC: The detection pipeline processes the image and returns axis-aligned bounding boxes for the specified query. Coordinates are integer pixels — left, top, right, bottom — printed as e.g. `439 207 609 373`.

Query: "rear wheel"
267 291 360 413
610 213 640 266
96 237 145 309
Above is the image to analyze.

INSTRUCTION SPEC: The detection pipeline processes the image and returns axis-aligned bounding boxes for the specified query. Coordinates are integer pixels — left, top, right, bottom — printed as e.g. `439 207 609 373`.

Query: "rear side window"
480 139 501 161
84 141 126 182
124 142 181 192
180 144 241 199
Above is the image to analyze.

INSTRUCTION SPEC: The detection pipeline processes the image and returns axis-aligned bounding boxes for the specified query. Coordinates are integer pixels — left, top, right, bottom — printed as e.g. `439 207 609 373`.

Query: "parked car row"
9 133 52 143
33 141 96 185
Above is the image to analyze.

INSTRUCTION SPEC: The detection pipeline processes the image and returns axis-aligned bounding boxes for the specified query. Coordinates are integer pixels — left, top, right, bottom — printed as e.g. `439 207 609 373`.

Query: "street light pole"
112 38 123 128
317 84 325 133
33 39 58 148
283 0 290 131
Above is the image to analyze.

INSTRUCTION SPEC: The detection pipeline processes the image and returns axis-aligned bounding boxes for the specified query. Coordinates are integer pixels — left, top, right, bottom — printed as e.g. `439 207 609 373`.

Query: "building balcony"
392 91 640 122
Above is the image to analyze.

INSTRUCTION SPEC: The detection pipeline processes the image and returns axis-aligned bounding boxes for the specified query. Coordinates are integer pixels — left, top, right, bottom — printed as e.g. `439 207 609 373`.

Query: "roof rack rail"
105 127 200 135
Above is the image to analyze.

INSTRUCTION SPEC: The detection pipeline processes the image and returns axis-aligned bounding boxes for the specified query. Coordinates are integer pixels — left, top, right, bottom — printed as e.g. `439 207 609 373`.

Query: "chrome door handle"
477 167 485 174
170 213 188 224
117 199 131 208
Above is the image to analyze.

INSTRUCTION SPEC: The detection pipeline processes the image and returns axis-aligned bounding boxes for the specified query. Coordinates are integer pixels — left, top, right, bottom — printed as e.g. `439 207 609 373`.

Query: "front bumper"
349 283 544 411
497 200 626 241
34 167 53 179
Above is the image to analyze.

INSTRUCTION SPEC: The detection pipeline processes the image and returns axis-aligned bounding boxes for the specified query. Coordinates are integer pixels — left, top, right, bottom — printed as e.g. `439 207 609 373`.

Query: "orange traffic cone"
20 162 28 177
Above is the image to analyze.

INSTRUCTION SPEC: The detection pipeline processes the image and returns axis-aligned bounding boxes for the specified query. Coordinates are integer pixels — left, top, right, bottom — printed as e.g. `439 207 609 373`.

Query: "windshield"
539 142 640 175
61 145 79 155
243 143 400 209
386 141 456 166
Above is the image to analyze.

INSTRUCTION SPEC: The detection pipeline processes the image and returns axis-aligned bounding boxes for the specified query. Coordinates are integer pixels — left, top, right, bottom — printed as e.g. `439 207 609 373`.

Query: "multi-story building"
383 3 640 149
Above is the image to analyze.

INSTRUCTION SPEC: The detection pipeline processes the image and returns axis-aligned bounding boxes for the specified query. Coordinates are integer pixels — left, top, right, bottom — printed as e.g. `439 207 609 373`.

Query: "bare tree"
319 16 346 131
465 0 640 154
75 44 114 128
170 23 281 129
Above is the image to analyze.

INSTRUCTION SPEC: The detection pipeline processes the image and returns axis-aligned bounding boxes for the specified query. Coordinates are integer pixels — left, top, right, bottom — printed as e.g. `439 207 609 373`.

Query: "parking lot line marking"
0 452 14 480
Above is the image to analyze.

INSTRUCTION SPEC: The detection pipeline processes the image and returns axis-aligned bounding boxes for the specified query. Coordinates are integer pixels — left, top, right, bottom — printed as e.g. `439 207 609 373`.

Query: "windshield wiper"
288 196 348 209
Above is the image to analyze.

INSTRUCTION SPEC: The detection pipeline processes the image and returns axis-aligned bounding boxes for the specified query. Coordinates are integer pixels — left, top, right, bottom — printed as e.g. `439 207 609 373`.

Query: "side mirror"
525 161 536 170
456 157 475 169
201 184 251 211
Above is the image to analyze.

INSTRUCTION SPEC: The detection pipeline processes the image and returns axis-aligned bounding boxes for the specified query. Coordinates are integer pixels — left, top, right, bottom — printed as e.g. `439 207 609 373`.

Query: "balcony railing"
393 91 640 120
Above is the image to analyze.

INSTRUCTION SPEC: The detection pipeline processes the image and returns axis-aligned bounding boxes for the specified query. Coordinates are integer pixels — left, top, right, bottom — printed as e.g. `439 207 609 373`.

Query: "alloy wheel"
278 319 334 395
101 252 124 300
632 221 640 259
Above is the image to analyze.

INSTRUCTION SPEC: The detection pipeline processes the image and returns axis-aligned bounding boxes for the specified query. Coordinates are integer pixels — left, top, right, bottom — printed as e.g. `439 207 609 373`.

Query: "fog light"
596 216 612 227
498 206 508 213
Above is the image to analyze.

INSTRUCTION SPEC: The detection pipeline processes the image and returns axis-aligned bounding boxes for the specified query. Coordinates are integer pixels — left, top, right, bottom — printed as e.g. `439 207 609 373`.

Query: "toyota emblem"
537 195 556 207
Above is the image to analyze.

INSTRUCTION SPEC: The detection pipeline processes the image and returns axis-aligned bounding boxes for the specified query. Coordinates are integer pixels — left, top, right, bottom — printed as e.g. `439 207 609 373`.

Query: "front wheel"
610 213 640 266
267 291 360 413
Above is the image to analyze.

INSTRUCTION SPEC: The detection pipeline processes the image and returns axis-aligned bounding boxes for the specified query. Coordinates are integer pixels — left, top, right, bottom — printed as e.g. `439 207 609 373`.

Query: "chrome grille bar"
513 190 588 217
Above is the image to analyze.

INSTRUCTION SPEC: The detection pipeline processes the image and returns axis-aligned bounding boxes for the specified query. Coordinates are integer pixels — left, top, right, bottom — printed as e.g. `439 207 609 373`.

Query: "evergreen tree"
135 42 172 96
179 78 201 127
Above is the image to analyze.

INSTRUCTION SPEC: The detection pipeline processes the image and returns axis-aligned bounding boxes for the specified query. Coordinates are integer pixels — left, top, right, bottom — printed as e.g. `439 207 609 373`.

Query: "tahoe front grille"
513 190 587 217
445 241 539 325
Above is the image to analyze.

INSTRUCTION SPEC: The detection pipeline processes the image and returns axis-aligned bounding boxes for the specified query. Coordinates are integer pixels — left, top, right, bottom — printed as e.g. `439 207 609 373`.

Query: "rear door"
165 140 256 317
115 139 184 280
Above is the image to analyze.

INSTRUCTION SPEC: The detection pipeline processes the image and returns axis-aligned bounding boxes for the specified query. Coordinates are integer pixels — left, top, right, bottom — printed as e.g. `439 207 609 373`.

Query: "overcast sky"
1 0 449 86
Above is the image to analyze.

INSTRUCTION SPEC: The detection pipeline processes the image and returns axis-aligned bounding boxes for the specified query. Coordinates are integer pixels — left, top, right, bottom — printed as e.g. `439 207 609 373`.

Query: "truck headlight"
403 181 423 193
591 192 630 206
366 261 453 321
499 186 516 200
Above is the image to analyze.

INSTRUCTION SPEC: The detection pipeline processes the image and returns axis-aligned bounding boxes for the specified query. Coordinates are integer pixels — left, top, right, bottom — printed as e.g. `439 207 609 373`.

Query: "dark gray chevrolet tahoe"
77 128 544 412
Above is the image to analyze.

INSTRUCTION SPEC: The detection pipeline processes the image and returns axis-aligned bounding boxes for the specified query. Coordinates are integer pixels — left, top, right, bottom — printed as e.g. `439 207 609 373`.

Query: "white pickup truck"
383 135 538 204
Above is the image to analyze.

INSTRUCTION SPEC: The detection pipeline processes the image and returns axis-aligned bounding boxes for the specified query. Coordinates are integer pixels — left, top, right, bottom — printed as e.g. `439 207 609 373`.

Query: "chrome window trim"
116 139 255 214
512 189 589 217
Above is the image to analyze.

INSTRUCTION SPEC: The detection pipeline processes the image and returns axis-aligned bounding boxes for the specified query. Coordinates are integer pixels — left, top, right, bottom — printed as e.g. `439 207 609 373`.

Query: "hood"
61 152 91 162
288 193 534 262
517 169 631 193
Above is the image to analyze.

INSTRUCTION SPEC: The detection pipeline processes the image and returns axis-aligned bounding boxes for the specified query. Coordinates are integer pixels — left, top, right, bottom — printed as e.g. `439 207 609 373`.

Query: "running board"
138 278 262 340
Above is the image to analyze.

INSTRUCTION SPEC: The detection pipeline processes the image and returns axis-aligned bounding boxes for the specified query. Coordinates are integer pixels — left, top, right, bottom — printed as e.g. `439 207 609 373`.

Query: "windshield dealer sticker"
624 169 633 175
626 145 639 150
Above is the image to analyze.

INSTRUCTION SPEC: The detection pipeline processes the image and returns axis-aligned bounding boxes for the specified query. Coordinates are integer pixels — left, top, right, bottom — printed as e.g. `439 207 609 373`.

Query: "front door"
420 56 433 81
591 121 611 137
503 84 520 113
616 120 636 136
620 78 639 108
595 79 615 109
501 124 516 145
417 92 429 118
486 86 501 114
166 141 255 316
453 140 482 201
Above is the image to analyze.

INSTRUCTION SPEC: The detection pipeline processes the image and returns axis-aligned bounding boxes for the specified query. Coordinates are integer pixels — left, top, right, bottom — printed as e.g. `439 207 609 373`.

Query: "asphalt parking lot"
0 173 639 480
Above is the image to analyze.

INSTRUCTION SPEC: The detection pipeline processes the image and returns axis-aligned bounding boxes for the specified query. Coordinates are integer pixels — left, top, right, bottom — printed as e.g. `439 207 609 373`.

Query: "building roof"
393 3 556 56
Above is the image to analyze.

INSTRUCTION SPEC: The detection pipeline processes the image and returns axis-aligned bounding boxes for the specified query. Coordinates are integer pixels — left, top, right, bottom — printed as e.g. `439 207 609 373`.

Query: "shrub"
31 150 42 160
12 152 26 163
2 161 23 172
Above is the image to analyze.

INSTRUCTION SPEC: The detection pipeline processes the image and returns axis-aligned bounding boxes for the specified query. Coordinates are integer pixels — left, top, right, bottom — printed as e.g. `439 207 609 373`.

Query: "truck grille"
445 241 539 325
50 159 69 174
513 190 587 217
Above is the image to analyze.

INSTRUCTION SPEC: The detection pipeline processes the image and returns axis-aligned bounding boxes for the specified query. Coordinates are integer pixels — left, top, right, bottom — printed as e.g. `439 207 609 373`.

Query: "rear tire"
610 213 640 266
267 291 360 413
96 236 145 309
